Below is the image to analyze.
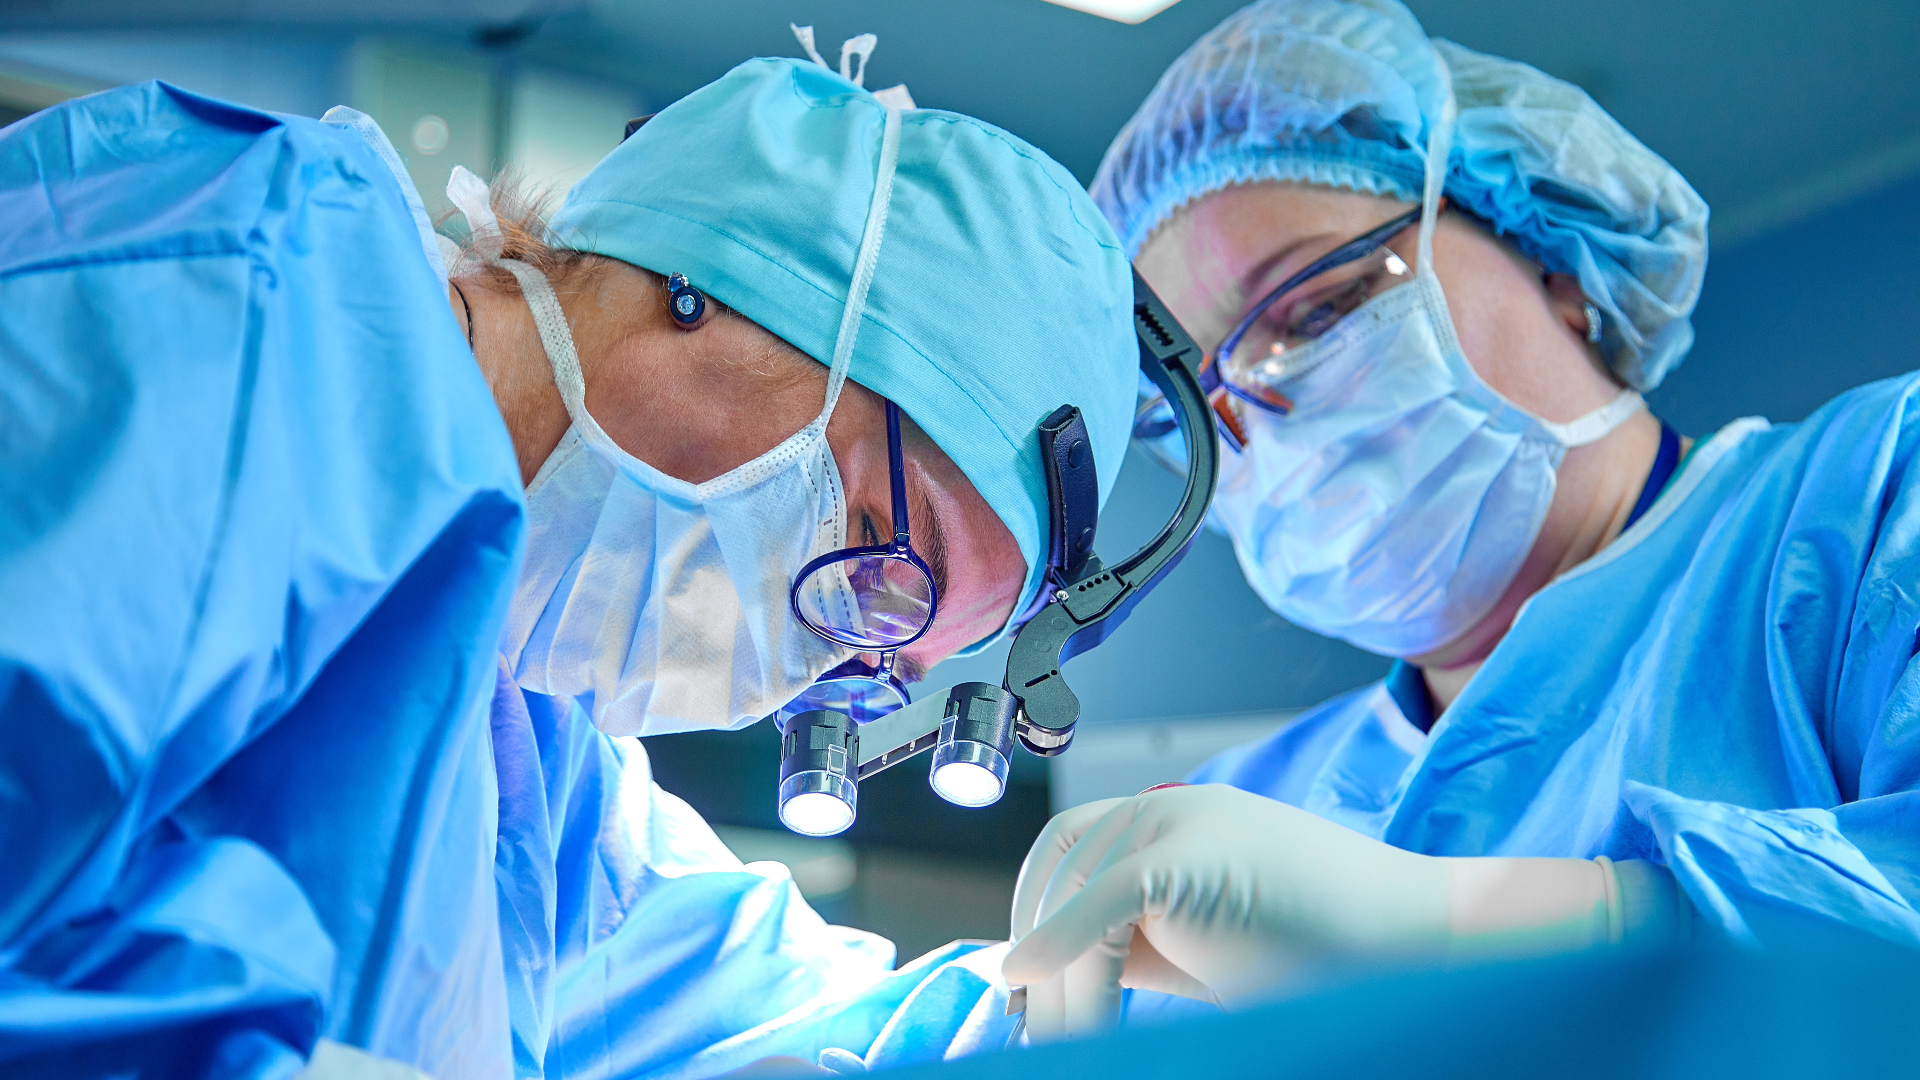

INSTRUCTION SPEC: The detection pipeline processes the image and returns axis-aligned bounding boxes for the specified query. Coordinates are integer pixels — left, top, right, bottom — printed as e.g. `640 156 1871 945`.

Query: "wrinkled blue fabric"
0 80 524 1078
1092 0 1709 391
1 82 1011 1078
1194 375 1920 945
490 668 1017 1078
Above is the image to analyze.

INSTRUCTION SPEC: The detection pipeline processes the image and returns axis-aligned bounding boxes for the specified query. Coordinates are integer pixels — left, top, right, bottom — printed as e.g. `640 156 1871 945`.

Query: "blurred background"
6 0 1915 960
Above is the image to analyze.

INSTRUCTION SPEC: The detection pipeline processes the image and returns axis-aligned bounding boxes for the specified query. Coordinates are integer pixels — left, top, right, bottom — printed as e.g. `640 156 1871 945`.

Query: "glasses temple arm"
885 400 911 546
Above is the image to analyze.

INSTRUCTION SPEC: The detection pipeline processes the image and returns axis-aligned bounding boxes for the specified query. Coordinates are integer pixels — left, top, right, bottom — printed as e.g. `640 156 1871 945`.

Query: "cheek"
1435 240 1552 403
906 520 1025 670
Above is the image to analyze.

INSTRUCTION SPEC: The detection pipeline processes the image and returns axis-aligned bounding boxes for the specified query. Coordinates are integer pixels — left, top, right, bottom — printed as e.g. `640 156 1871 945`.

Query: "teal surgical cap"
553 57 1137 653
1092 0 1709 391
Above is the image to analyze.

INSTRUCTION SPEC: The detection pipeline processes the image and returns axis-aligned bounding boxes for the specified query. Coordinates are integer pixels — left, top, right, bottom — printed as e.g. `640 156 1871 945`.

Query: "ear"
1543 273 1595 342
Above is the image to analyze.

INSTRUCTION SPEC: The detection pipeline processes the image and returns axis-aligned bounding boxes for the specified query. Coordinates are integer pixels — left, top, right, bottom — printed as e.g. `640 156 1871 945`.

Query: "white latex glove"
1003 785 1682 1040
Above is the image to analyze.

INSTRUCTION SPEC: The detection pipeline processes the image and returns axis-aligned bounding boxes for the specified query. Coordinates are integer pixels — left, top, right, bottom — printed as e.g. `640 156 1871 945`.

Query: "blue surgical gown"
0 82 1008 1078
1193 383 1920 945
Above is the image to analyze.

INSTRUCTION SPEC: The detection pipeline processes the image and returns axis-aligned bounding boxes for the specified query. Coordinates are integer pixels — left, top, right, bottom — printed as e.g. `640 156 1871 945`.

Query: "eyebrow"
1238 232 1339 310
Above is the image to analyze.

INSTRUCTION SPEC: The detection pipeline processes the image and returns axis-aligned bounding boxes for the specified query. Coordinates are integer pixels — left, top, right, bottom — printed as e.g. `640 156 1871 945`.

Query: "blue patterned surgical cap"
1092 0 1709 390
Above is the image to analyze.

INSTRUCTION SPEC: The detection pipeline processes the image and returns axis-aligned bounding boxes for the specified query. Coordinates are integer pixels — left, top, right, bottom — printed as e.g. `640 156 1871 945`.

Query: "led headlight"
929 682 1017 808
777 709 859 836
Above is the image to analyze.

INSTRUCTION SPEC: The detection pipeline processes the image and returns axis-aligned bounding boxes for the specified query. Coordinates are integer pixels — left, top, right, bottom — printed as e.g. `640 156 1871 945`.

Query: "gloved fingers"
1003 849 1156 988
1010 797 1126 941
1023 969 1067 1041
1030 795 1165 931
1058 916 1135 1038
1120 926 1215 1003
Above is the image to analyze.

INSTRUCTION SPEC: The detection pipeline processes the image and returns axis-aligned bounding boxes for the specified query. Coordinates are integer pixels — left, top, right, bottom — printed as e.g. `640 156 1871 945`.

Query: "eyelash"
861 514 881 547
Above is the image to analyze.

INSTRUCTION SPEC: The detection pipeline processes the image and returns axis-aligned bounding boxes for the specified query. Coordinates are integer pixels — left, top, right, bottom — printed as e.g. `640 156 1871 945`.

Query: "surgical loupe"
774 269 1222 834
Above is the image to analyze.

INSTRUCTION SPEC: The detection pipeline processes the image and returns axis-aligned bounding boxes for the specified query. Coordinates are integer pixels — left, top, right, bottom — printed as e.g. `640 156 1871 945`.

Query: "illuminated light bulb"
1037 0 1183 23
930 760 1004 807
780 790 855 836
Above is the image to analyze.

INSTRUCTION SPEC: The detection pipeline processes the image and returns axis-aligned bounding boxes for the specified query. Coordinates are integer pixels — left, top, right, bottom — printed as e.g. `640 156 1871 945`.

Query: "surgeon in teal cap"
0 33 1134 1079
1007 0 1920 1042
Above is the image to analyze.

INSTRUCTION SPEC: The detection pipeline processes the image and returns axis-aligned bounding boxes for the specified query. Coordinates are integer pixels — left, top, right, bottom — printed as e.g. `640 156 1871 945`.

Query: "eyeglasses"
1214 204 1424 416
1132 203 1427 452
785 399 938 722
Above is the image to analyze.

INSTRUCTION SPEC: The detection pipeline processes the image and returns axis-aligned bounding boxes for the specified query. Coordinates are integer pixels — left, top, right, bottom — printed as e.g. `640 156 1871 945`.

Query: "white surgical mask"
490 105 905 734
1212 64 1643 659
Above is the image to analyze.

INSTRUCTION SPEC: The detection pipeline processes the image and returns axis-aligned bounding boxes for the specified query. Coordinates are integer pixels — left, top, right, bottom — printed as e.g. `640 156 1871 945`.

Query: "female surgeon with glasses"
0 31 1141 1079
1006 0 1920 1039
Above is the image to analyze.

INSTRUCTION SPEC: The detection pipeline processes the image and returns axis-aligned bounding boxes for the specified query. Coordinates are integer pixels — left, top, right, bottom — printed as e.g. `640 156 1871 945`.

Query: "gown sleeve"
490 676 1017 1079
0 82 524 1076
1623 383 1920 946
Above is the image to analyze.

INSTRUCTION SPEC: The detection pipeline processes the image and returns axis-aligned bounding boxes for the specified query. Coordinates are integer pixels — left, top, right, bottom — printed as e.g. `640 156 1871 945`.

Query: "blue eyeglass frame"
789 399 940 653
1213 203 1426 414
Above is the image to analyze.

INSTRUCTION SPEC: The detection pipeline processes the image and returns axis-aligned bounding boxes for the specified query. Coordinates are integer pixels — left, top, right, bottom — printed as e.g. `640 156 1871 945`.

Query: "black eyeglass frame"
1213 203 1427 414
788 399 940 653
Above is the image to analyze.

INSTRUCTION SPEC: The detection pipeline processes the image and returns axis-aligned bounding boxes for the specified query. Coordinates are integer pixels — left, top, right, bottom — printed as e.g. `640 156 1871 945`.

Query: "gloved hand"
1003 784 1682 1040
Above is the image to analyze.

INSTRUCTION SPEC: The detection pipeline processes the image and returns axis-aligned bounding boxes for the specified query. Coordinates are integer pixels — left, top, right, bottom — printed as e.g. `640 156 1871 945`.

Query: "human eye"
1256 277 1357 346
859 513 882 547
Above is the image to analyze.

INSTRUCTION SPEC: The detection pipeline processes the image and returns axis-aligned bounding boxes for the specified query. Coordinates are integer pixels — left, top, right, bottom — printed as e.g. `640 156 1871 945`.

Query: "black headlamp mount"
774 270 1220 833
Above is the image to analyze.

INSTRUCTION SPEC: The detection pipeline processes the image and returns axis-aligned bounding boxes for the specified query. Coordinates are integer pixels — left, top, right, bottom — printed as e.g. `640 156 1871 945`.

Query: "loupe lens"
778 669 908 727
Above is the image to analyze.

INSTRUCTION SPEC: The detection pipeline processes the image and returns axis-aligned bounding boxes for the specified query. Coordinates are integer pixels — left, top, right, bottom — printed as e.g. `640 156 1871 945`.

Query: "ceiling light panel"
1038 0 1184 25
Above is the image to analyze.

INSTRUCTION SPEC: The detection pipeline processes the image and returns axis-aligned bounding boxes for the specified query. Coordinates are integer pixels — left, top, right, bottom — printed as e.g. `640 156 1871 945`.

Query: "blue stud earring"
667 272 706 325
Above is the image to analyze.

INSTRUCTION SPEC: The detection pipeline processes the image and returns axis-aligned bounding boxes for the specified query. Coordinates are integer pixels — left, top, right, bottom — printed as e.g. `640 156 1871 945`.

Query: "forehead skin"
1135 181 1417 357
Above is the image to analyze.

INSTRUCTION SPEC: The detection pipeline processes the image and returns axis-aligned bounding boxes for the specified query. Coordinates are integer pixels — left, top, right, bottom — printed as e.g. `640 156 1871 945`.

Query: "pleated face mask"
1210 59 1643 659
490 105 906 735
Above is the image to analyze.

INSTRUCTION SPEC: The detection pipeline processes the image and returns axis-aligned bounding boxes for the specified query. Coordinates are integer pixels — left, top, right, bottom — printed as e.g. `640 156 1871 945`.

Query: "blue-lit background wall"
6 0 1916 957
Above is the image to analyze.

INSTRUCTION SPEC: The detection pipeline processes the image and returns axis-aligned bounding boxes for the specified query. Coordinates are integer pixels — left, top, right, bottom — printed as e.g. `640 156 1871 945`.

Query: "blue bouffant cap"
1092 0 1709 391
552 56 1138 654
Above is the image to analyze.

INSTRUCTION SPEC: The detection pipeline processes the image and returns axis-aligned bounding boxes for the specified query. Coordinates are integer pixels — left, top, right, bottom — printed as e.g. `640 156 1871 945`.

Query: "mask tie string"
790 24 830 69
447 165 504 262
839 33 877 86
818 102 901 424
